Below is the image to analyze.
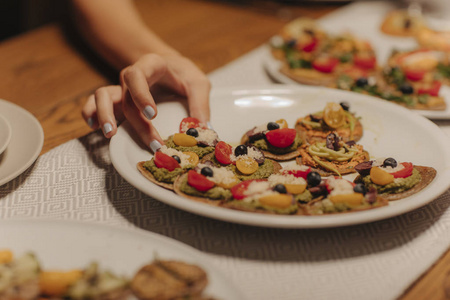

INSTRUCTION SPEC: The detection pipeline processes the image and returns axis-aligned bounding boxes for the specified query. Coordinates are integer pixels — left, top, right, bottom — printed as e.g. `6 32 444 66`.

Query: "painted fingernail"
87 117 94 128
207 122 214 130
103 123 113 135
143 105 156 120
149 140 162 153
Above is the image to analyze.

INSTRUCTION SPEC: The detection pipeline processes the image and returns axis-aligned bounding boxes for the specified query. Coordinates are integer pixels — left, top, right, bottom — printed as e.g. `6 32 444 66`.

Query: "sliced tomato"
179 117 203 133
353 54 376 70
231 179 267 200
154 152 180 171
187 170 215 192
298 37 318 53
265 128 297 148
282 167 311 179
391 162 414 178
417 80 442 96
215 141 233 165
404 68 426 81
312 56 339 73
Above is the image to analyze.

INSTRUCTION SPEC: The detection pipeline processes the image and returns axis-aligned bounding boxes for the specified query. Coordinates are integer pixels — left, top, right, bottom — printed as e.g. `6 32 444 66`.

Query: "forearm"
70 0 179 70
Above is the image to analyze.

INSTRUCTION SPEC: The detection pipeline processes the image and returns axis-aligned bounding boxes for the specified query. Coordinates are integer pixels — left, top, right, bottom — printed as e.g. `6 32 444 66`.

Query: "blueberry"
273 184 287 194
353 183 367 195
267 122 280 131
399 84 414 95
383 158 397 168
356 77 368 87
340 101 350 111
201 167 214 177
286 39 297 48
306 171 321 187
172 155 181 163
186 128 199 137
234 145 248 156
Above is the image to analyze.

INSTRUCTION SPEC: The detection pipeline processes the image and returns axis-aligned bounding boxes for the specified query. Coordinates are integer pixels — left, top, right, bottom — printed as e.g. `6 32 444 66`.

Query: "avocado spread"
295 189 313 204
179 177 232 200
251 135 302 154
228 199 298 214
361 168 421 194
165 136 214 158
143 159 187 183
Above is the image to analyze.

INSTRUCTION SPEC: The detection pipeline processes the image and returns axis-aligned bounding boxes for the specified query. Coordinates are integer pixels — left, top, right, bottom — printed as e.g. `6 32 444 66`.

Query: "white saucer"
0 113 12 155
0 99 44 186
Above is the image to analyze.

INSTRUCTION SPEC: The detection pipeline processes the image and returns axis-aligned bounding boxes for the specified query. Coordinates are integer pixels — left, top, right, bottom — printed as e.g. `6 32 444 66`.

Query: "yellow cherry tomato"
182 151 199 166
285 183 307 195
276 119 288 129
173 133 197 147
0 249 13 264
236 157 259 175
259 194 293 209
39 270 83 296
329 193 364 206
370 167 394 186
323 102 346 129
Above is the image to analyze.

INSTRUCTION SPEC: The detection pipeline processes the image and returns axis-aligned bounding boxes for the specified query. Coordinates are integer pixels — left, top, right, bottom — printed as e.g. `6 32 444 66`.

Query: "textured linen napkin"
2 2 450 299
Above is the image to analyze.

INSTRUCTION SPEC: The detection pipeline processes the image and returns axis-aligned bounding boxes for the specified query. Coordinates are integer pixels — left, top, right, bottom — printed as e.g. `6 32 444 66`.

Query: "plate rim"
0 112 12 155
0 99 44 186
110 85 450 228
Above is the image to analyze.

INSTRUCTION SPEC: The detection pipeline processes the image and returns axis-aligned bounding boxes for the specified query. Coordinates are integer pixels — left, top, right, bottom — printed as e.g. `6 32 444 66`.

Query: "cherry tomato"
231 179 267 200
353 54 376 70
282 167 311 179
265 128 297 148
404 68 425 81
154 152 180 171
312 56 339 73
391 162 414 178
187 170 215 192
215 141 233 165
179 117 203 133
417 80 442 96
297 37 318 53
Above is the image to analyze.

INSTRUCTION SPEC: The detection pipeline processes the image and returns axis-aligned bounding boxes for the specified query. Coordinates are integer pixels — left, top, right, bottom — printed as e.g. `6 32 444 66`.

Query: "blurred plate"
0 219 246 300
0 99 44 186
0 113 12 155
110 85 450 228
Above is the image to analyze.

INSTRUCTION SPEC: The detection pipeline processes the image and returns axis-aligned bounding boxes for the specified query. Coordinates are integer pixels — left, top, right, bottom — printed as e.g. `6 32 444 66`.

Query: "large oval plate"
110 85 450 228
0 219 246 300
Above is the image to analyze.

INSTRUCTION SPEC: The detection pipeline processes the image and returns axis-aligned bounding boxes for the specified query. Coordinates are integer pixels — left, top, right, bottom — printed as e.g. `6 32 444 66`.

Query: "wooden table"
0 0 448 298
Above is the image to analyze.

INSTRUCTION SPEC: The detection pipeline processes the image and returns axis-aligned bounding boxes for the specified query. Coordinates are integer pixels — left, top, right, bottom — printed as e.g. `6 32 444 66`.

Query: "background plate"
0 219 246 300
0 113 12 155
0 99 44 186
262 1 450 120
110 86 450 228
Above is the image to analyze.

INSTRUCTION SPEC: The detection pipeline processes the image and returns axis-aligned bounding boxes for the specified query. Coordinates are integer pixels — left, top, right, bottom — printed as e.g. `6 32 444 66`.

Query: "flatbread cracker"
173 173 227 206
354 166 437 201
137 161 176 190
295 117 363 144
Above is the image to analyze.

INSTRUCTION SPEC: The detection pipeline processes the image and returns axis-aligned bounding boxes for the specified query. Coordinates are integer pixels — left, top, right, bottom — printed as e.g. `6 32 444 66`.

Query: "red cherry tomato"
179 117 203 133
187 170 215 192
404 69 425 81
298 38 318 53
282 167 311 179
231 179 267 200
154 152 180 171
215 141 233 165
417 81 442 96
353 54 376 70
312 56 339 73
391 162 414 178
265 128 297 148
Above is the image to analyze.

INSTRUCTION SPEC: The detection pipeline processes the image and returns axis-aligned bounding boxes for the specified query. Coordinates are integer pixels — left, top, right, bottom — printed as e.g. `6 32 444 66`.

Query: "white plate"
262 1 450 120
0 219 246 300
0 99 44 186
110 85 450 228
0 113 12 155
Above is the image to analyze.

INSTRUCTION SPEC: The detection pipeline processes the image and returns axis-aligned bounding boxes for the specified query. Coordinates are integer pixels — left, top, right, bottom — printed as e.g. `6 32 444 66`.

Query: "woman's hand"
82 53 211 152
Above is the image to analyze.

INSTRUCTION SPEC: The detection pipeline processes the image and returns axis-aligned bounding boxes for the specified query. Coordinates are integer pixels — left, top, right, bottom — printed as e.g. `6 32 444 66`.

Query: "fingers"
122 91 165 153
120 54 168 121
185 76 211 124
81 85 123 138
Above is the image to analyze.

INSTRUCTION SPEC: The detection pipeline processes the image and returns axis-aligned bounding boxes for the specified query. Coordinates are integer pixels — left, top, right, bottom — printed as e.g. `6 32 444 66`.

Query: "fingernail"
207 122 214 130
149 140 162 153
87 117 94 128
103 123 113 135
143 105 156 120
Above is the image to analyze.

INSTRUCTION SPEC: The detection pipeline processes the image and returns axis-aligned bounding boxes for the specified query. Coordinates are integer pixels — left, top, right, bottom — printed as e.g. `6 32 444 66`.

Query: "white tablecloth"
2 2 450 299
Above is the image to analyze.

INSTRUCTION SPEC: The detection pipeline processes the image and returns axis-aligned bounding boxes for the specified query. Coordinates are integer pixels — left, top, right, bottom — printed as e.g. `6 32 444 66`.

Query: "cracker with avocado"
173 173 232 206
137 161 177 190
302 194 389 215
354 165 437 201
